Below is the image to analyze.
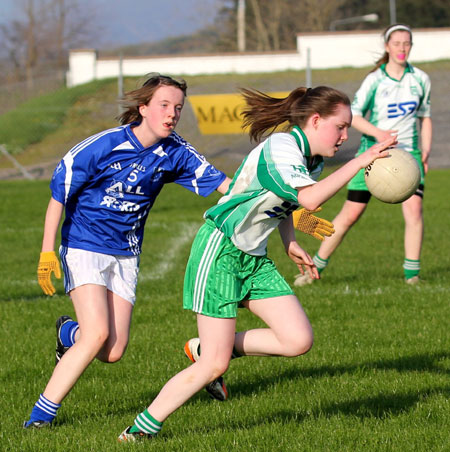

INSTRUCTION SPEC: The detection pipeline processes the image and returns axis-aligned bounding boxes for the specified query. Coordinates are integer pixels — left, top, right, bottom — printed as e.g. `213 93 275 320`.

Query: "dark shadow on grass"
310 386 449 419
53 351 449 428
230 350 449 399
155 385 448 437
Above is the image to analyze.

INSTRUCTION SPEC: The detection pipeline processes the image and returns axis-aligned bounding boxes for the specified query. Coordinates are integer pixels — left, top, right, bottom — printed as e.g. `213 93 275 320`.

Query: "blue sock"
25 394 61 426
60 321 79 347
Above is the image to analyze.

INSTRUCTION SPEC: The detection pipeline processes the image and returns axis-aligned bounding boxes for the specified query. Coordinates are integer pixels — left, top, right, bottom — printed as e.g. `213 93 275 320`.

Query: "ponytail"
241 86 350 142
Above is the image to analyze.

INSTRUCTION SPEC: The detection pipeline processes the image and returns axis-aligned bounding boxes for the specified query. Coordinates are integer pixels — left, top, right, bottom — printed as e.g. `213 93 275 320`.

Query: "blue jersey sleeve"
50 134 104 205
169 133 226 196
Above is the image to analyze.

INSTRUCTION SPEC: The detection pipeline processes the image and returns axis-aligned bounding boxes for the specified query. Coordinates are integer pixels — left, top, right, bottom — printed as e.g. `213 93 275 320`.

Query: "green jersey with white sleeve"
351 63 431 154
205 126 323 256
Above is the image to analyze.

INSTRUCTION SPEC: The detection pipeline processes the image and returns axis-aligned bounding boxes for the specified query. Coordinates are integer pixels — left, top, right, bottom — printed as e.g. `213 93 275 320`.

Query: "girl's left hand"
358 135 398 168
287 242 319 280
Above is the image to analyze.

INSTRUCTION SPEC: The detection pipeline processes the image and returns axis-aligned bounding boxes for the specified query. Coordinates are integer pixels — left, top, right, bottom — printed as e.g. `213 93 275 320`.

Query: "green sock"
130 410 163 436
313 254 329 275
403 259 420 279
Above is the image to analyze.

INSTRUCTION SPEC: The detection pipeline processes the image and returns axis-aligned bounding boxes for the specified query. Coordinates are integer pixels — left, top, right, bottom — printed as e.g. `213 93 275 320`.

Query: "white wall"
67 28 450 87
296 28 450 69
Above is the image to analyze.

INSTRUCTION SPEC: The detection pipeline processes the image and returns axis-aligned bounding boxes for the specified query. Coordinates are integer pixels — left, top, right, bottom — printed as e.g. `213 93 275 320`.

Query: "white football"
364 148 421 204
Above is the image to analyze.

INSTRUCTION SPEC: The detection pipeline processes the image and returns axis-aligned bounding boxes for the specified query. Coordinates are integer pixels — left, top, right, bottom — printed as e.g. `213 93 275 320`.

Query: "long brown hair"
117 74 187 125
240 86 350 142
371 23 413 73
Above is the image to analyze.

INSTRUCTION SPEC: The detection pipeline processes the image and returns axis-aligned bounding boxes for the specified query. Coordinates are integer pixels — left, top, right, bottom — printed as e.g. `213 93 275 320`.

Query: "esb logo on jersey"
387 101 418 118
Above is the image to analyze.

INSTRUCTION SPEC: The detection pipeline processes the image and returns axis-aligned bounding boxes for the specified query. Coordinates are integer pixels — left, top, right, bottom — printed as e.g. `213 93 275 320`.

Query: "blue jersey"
50 124 226 256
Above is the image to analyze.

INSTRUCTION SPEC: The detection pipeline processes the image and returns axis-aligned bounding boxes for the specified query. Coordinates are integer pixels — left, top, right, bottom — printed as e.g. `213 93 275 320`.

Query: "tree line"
0 0 96 89
1 0 448 89
214 0 450 52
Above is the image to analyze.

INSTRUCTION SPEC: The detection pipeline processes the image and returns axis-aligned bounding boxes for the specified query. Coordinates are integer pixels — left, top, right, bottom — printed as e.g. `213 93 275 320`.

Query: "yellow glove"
292 207 335 241
38 251 61 296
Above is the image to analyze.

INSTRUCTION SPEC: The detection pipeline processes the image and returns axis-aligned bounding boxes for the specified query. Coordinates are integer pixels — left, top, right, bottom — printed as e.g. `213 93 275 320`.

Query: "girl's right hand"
358 135 398 169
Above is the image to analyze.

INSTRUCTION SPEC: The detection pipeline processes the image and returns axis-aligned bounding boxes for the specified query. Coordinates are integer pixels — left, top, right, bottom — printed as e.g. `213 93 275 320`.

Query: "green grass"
0 79 114 155
1 59 448 176
0 170 449 451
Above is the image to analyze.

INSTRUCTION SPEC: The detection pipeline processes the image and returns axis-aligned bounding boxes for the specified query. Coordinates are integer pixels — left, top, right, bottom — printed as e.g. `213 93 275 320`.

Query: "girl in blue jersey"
295 24 432 287
24 74 230 428
119 86 396 441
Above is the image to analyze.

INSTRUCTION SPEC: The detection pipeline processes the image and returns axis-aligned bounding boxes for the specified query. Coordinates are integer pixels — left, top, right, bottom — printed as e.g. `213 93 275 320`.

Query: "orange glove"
292 207 335 241
38 251 61 295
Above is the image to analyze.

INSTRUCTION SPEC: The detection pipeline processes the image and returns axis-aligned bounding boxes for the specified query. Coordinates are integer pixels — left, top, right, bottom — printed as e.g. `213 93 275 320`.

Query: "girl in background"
295 23 432 287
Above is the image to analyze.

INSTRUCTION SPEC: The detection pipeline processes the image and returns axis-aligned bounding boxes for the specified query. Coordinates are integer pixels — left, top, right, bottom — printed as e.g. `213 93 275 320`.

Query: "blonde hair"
117 74 187 125
371 23 413 73
240 86 350 142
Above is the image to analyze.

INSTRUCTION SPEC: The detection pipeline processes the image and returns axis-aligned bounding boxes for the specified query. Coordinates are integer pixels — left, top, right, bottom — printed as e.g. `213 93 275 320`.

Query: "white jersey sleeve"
205 128 323 255
351 71 380 118
257 133 318 203
413 67 431 118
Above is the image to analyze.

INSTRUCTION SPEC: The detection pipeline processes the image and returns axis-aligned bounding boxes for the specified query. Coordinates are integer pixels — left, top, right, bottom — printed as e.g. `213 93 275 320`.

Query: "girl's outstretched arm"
297 135 397 210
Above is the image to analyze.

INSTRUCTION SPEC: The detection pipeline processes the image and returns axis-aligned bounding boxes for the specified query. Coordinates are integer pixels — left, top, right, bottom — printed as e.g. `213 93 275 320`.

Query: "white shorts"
60 246 140 305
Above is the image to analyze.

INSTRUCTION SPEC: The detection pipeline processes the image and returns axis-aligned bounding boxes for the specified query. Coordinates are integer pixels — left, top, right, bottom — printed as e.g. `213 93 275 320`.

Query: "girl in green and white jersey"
295 24 432 287
119 86 396 441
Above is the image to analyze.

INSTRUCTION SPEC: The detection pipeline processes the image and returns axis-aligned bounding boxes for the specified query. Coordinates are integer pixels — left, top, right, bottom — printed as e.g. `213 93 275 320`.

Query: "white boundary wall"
67 28 450 87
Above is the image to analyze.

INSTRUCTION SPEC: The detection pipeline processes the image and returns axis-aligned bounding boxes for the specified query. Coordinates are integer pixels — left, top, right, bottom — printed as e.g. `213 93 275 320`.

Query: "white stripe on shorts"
193 228 223 313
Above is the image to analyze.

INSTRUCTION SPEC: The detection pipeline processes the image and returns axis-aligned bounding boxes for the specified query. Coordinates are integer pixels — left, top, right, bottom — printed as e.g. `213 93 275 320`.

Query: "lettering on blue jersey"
130 163 146 172
110 162 122 170
387 101 418 118
106 180 145 197
100 196 140 212
106 180 125 198
126 185 144 195
127 169 139 183
264 201 297 219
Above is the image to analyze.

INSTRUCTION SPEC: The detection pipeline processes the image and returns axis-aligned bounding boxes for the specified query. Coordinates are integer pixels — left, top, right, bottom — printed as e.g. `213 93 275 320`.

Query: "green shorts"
183 220 293 318
347 148 425 192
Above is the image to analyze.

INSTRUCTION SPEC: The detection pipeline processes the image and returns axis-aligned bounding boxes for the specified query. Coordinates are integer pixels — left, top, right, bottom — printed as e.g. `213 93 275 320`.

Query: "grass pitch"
0 172 449 451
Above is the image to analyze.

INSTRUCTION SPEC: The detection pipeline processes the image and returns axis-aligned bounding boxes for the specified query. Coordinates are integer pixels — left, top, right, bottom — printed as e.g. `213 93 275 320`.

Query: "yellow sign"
188 92 290 135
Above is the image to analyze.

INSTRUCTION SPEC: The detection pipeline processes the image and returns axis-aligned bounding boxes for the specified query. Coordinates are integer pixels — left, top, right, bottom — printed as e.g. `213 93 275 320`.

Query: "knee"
405 207 423 224
343 210 363 227
282 330 314 357
81 327 110 354
204 358 230 382
101 343 128 363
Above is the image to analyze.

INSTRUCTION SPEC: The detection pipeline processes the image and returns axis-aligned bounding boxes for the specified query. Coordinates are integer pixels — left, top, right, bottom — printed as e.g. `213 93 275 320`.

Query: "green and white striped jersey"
351 63 431 154
205 126 323 256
